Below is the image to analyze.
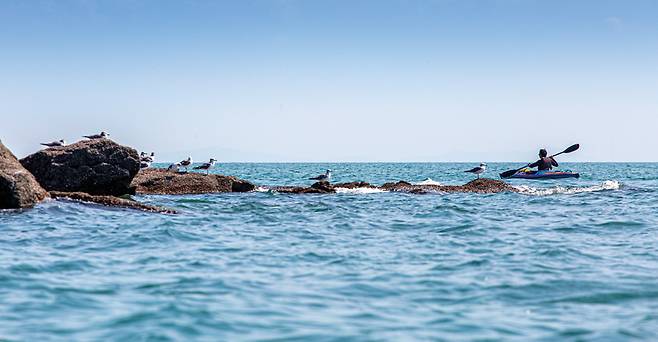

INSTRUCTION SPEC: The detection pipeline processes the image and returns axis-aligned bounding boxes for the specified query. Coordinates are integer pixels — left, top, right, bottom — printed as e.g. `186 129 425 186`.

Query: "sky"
1 0 657 162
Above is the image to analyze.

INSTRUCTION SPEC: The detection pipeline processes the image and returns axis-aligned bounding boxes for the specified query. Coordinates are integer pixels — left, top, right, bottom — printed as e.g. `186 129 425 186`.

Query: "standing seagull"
193 158 216 174
83 131 109 139
464 163 487 179
309 169 332 182
41 139 66 147
179 156 193 172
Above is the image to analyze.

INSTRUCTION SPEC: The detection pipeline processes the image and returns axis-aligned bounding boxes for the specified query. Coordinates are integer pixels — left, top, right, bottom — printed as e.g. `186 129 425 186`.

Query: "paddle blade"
499 169 520 179
562 144 580 154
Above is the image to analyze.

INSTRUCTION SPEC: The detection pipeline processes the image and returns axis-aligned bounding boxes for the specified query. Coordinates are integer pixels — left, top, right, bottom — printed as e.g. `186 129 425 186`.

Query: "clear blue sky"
1 0 657 161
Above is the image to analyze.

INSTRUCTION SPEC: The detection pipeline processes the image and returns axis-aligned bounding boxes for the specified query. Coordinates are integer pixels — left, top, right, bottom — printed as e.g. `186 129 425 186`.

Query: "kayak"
507 169 580 180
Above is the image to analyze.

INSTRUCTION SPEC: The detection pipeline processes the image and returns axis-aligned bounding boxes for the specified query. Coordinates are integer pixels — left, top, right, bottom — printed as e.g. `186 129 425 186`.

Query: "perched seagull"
464 163 487 179
140 160 151 169
179 157 192 172
140 152 155 163
309 169 332 182
41 139 66 147
193 158 216 174
83 131 109 139
167 163 181 172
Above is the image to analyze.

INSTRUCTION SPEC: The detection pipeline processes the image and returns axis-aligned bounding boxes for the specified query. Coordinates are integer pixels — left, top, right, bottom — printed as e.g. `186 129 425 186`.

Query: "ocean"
1 163 657 341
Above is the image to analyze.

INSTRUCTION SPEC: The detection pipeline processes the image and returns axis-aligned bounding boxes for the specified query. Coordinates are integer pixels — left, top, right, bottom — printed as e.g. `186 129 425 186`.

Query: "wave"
514 180 621 196
335 187 388 194
413 178 442 186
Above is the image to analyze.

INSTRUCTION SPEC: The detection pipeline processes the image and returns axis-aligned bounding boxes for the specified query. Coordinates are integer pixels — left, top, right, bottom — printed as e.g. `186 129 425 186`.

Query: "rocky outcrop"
266 178 516 195
130 168 256 195
381 178 517 194
0 140 49 209
49 191 176 214
20 139 140 196
271 181 336 194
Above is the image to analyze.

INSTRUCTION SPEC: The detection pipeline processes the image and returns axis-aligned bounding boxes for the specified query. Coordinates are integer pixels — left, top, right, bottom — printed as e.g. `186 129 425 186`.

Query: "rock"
0 140 49 209
381 178 516 194
333 181 375 189
49 191 177 214
267 181 336 194
130 168 256 195
20 139 140 196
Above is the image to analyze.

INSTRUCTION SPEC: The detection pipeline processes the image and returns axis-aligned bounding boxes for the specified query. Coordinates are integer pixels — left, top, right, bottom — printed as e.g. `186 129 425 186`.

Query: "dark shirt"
529 157 558 171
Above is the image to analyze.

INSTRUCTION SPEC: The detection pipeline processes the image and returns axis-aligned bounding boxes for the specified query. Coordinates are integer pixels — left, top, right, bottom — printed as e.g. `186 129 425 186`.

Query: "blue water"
1 163 658 341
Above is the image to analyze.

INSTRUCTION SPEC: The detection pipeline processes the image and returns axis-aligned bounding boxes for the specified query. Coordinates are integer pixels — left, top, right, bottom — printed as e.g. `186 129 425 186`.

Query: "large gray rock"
20 139 140 196
0 140 48 209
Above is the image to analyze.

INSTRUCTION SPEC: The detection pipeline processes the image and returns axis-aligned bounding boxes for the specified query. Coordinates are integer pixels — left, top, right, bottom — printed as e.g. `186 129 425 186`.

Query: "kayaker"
528 149 558 171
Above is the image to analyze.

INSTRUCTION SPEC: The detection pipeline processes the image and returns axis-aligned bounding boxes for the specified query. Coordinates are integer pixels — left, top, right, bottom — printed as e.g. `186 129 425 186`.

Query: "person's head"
539 149 548 158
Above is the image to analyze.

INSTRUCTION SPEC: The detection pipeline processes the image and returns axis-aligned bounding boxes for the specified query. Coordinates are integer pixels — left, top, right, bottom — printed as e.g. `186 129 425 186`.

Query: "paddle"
499 144 580 179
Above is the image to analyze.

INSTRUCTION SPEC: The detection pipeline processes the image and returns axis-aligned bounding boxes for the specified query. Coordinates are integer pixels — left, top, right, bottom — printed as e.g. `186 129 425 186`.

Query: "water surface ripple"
1 163 657 341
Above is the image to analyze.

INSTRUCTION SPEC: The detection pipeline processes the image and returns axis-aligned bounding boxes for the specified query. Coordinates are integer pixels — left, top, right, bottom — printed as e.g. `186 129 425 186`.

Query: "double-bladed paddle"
499 144 580 179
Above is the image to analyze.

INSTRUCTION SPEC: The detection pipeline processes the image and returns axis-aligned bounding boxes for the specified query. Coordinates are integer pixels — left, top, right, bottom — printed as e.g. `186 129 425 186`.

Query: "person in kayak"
528 149 558 171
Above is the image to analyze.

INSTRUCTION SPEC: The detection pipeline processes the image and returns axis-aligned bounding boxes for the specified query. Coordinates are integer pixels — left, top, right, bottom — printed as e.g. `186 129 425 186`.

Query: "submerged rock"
49 191 177 214
268 178 515 195
0 140 48 209
381 178 517 194
130 168 256 195
20 139 140 196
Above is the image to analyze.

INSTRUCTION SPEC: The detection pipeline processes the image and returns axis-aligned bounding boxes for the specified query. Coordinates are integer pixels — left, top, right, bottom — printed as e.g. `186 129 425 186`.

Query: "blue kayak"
507 169 580 180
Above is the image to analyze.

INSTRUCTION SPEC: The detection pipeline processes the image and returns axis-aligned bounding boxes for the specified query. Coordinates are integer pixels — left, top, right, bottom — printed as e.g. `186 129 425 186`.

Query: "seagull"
464 163 487 179
179 157 192 172
193 158 216 174
140 152 155 163
167 163 181 172
309 169 332 182
41 139 66 147
83 131 109 139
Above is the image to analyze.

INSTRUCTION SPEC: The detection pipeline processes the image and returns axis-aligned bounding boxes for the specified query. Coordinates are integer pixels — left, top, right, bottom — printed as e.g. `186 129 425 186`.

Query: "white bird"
83 131 109 139
179 157 192 172
309 169 332 182
464 163 487 179
193 158 216 174
167 163 181 172
41 139 66 147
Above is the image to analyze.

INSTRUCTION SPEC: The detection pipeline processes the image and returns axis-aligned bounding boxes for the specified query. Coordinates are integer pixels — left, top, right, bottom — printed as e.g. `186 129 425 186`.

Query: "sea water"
1 163 657 341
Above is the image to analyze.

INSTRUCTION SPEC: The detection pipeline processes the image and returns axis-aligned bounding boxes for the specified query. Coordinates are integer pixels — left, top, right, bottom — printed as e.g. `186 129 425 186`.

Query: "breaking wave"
335 187 388 194
414 178 442 186
514 180 621 196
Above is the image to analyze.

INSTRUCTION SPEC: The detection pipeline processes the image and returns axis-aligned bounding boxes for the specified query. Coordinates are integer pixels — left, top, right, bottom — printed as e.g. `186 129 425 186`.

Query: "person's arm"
551 158 558 167
528 160 539 168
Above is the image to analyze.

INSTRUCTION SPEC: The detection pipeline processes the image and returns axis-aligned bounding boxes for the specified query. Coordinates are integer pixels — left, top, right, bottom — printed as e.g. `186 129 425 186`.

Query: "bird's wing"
464 167 479 173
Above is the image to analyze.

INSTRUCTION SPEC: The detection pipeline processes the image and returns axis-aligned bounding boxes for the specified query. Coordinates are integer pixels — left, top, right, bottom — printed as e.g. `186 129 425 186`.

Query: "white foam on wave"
254 186 271 192
334 187 388 194
414 178 442 186
514 180 621 196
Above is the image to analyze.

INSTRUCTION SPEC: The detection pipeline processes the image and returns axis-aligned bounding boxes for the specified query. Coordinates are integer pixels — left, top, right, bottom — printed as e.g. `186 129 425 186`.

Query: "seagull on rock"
464 163 487 179
41 139 66 147
83 131 109 139
167 163 181 172
309 169 332 182
179 157 192 172
193 158 216 174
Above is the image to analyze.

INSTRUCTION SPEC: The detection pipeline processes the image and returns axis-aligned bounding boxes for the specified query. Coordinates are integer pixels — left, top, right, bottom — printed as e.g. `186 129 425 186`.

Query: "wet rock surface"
131 168 256 195
49 191 177 214
266 178 516 195
381 178 517 194
0 140 49 209
20 139 140 196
